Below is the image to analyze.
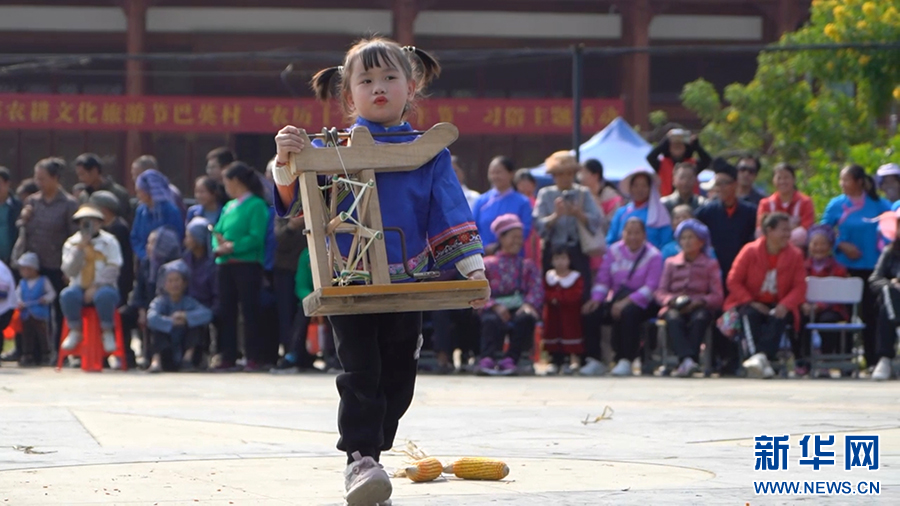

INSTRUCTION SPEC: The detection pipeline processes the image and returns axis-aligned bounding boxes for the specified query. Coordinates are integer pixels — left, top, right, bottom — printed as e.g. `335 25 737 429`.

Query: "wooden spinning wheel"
288 123 489 317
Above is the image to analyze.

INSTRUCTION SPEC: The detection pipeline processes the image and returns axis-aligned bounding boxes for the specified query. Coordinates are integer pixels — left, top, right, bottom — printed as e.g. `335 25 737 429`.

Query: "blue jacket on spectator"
131 200 184 261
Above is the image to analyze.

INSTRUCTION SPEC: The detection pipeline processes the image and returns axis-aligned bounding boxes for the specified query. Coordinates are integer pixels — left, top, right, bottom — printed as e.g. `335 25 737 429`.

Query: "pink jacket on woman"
654 252 724 315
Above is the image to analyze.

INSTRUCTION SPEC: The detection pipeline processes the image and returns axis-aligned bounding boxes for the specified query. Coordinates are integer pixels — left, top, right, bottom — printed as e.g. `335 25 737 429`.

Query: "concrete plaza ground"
0 366 897 505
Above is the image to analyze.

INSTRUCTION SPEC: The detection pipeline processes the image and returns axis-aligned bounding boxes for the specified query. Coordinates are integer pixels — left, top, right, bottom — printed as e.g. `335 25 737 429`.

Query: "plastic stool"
57 307 127 372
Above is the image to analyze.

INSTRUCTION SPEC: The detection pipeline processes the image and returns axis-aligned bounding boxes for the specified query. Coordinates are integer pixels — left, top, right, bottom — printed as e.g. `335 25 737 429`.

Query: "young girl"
798 225 849 376
271 37 486 506
543 247 584 375
15 252 54 366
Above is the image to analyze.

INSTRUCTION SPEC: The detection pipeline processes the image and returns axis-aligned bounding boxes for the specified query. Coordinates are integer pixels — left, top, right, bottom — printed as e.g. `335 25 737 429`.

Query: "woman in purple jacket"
584 217 663 376
655 219 723 377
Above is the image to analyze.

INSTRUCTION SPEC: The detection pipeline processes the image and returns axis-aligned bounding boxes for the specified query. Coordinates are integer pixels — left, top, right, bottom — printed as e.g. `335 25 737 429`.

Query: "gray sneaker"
344 451 392 506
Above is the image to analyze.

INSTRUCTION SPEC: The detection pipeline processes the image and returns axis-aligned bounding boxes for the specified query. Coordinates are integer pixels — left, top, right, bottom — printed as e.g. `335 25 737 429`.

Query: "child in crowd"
660 205 694 260
542 247 584 375
15 252 55 366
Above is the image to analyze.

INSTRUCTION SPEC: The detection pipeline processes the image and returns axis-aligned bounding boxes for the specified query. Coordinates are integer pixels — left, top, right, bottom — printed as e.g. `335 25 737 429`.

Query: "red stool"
57 308 127 372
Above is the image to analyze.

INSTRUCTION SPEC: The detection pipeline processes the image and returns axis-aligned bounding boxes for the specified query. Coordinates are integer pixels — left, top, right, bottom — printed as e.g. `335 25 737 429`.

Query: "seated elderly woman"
584 217 663 377
655 219 723 377
59 206 124 354
476 214 543 376
724 212 807 379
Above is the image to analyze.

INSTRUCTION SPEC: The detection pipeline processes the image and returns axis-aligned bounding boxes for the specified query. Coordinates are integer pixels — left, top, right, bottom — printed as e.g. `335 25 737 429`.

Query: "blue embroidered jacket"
274 118 483 281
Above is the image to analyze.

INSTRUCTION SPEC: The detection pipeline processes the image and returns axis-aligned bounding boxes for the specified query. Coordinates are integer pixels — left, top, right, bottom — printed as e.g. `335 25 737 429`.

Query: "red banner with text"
0 94 623 136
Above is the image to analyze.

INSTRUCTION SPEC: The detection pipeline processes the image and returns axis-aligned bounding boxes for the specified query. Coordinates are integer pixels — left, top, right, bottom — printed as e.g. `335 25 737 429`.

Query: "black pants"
329 311 421 464
40 268 65 351
739 304 793 361
151 328 203 370
798 310 845 365
273 267 314 366
431 309 480 357
217 262 263 364
850 269 878 366
479 310 536 362
664 307 713 362
257 277 280 365
874 285 900 360
608 302 659 362
19 315 48 362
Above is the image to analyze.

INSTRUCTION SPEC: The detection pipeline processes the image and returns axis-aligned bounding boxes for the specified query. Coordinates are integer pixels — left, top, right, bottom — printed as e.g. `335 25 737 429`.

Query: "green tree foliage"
680 0 900 211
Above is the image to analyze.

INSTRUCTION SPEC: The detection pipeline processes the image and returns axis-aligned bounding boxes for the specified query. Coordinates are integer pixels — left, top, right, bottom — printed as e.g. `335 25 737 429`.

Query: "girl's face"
551 252 571 273
773 168 795 195
629 175 651 203
808 234 832 260
840 169 862 196
194 181 212 207
223 177 245 199
346 54 414 127
18 266 37 280
516 179 536 197
679 229 702 258
498 228 523 255
488 160 513 191
136 188 151 205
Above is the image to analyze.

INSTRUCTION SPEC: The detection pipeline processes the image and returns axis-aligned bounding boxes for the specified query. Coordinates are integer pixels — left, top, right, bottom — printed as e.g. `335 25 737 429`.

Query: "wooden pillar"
621 0 651 130
124 0 148 187
392 0 418 46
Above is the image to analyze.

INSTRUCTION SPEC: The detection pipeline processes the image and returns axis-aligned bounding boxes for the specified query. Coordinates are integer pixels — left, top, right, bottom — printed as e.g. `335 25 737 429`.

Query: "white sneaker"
743 353 775 379
672 357 698 378
611 358 632 376
61 329 83 351
872 357 892 381
543 363 559 375
344 451 392 506
578 357 608 376
102 330 117 353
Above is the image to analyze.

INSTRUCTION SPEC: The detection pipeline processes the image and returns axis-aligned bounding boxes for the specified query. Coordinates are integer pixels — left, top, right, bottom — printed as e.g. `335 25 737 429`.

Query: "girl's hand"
273 125 306 186
467 269 490 309
215 241 234 256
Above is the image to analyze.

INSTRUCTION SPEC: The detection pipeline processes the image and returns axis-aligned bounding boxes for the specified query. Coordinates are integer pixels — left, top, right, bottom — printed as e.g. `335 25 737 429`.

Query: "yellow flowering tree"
680 0 900 210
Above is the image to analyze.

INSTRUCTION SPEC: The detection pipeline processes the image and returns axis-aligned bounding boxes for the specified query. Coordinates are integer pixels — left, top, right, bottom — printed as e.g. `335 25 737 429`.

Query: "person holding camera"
655 219 723 377
59 206 123 354
647 128 711 196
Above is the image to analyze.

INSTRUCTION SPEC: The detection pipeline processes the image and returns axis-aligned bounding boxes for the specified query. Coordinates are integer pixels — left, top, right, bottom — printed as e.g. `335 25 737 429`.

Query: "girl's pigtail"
403 46 441 86
310 66 343 101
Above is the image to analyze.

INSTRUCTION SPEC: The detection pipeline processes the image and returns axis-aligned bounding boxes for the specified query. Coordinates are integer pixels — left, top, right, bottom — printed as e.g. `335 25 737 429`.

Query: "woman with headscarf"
128 226 182 367
878 163 900 206
606 167 673 249
655 219 723 377
472 156 533 253
798 224 848 377
146 259 213 372
131 169 185 261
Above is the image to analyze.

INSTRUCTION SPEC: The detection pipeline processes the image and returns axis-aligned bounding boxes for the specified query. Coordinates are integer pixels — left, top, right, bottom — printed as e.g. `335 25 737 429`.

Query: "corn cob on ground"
443 457 510 481
403 457 444 482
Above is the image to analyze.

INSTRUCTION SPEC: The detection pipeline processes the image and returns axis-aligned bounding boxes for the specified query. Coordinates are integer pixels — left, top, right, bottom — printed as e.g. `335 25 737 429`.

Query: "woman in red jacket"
725 212 808 378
